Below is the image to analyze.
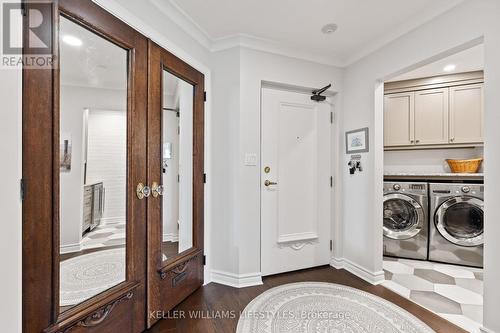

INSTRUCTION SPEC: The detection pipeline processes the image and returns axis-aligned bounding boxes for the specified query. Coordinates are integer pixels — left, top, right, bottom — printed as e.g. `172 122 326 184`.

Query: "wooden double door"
22 1 204 333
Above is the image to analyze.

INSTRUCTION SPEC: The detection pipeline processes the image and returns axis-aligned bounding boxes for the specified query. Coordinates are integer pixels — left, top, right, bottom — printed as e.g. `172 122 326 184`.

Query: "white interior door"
261 88 331 276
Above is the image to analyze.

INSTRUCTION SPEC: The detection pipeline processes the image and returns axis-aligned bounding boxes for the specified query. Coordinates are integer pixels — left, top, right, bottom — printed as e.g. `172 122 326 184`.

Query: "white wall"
384 147 484 174
341 1 500 331
86 109 127 224
0 3 22 329
210 46 343 281
162 110 180 241
209 47 241 276
178 81 194 253
0 50 22 333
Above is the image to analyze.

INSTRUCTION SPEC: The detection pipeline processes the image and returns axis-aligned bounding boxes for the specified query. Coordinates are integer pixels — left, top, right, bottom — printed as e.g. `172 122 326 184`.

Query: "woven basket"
446 158 483 173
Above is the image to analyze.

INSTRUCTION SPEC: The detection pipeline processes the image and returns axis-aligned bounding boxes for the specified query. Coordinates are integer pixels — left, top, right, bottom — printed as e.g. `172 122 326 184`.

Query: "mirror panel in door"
59 16 128 312
161 70 194 263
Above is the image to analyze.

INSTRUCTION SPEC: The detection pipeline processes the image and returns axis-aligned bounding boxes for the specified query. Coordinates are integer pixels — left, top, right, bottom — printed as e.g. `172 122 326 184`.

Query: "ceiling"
160 0 464 66
388 44 484 81
60 16 127 89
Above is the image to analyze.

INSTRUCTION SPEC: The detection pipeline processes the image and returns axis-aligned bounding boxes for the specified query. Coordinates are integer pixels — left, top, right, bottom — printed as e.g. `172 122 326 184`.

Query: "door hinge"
177 174 180 183
204 91 207 102
20 178 25 201
330 240 333 251
202 255 206 265
330 112 334 124
20 2 27 17
203 173 207 183
330 176 333 188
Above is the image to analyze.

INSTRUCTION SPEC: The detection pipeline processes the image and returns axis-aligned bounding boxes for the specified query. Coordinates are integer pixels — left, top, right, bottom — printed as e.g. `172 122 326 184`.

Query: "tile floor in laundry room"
81 223 127 250
382 257 483 333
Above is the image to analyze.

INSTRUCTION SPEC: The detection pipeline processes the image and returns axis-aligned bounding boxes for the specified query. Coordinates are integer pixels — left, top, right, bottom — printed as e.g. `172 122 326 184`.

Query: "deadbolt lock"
264 166 271 174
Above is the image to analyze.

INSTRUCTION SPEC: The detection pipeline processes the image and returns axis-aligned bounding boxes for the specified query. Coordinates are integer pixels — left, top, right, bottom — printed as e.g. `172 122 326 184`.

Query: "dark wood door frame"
22 1 148 333
147 41 205 328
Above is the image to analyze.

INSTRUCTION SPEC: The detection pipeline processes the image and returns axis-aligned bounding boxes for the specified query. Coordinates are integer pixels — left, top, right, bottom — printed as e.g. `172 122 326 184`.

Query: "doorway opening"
377 41 485 333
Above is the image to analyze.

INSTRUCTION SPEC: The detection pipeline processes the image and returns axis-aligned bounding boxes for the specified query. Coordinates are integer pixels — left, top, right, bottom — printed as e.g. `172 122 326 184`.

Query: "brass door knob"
152 182 164 198
264 180 278 187
136 183 151 200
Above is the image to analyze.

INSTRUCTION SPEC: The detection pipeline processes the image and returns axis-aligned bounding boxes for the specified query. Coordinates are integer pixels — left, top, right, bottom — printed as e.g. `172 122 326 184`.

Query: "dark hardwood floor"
146 265 466 333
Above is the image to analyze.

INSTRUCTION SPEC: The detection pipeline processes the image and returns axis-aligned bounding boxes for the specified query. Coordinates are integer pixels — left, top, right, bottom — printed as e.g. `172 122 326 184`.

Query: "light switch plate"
244 153 257 166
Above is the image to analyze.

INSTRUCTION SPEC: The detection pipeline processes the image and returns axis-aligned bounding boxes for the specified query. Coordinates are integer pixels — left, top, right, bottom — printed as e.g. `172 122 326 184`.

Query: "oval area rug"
60 248 125 306
237 282 435 333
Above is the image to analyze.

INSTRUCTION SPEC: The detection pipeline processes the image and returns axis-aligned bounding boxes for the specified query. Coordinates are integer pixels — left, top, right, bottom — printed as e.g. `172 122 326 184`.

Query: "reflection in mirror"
59 16 127 312
161 70 194 263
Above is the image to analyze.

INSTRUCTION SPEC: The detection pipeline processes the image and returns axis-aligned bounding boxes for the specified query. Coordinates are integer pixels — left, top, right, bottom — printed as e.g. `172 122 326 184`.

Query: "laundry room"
381 43 485 333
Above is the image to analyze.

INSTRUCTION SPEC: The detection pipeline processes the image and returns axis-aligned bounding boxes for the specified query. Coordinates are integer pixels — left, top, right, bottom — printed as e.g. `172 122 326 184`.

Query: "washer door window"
435 196 484 247
383 193 424 240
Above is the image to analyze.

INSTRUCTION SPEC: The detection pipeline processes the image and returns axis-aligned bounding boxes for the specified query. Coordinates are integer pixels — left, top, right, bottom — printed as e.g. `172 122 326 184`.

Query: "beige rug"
237 282 435 333
60 248 125 306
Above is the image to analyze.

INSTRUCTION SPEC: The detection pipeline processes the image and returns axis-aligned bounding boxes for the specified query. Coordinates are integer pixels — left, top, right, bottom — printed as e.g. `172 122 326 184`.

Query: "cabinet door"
449 84 484 144
384 92 415 146
414 88 449 145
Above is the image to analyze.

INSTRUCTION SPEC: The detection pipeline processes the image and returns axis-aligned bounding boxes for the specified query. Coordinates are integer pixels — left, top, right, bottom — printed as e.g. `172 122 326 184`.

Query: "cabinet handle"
410 140 414 144
450 137 455 142
415 139 420 144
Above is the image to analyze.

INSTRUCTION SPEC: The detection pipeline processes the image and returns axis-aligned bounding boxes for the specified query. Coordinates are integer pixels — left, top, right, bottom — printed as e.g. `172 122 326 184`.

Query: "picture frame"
345 127 369 154
60 132 72 171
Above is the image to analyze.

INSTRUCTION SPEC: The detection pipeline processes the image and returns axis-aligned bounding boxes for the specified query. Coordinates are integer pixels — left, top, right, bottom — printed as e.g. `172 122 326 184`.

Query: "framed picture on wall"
60 132 72 171
345 127 369 154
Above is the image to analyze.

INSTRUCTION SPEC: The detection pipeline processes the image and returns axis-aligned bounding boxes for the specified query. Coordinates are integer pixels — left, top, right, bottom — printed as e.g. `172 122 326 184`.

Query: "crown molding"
211 34 344 67
124 0 465 69
156 0 343 67
150 0 212 50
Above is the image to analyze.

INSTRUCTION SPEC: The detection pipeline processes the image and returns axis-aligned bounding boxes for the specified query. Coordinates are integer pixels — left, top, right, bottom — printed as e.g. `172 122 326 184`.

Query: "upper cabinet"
414 88 449 145
449 83 484 144
384 71 484 150
384 92 414 146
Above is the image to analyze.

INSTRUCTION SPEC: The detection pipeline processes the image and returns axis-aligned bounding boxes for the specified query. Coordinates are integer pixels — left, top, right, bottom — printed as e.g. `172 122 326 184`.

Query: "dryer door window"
435 196 484 247
383 193 424 240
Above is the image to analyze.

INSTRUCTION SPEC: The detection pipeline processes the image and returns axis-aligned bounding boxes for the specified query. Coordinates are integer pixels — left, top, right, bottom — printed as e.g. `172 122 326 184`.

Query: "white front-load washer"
383 182 428 260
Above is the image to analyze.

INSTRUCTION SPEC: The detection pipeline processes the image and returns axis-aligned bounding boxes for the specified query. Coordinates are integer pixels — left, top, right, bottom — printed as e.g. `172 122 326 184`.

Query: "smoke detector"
321 23 338 34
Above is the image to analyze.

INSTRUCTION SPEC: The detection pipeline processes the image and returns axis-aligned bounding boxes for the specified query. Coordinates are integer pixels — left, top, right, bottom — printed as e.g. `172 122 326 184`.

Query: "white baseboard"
330 257 345 269
60 242 82 254
163 233 179 242
211 270 263 288
481 327 497 333
100 216 125 225
330 257 385 285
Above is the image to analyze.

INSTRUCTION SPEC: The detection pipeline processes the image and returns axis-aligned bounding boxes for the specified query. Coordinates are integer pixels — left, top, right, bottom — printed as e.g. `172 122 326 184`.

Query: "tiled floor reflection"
81 223 126 250
382 257 483 333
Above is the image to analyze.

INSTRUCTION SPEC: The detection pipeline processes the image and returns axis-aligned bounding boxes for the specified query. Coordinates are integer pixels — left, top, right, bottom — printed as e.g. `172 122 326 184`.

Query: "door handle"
264 180 278 187
136 183 151 200
152 182 164 198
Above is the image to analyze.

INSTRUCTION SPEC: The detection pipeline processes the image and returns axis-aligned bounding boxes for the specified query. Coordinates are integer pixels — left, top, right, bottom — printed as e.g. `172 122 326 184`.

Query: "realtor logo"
2 1 53 68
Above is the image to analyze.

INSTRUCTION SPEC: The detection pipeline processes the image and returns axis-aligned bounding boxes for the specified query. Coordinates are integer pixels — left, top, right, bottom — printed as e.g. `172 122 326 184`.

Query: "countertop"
384 172 484 181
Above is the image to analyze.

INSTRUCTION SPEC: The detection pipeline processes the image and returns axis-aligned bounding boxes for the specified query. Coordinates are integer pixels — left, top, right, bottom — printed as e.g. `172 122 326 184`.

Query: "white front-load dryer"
383 182 428 260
